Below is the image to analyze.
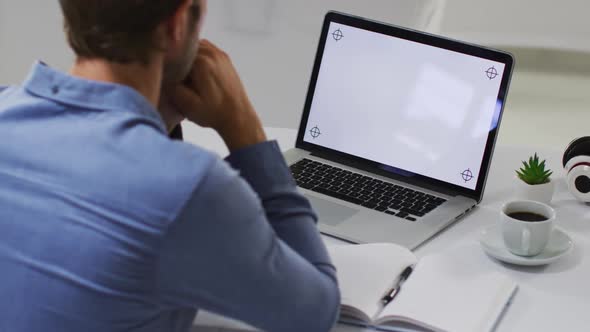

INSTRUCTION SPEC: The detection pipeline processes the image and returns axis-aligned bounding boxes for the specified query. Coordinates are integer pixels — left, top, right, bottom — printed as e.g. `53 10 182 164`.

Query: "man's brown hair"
59 0 199 64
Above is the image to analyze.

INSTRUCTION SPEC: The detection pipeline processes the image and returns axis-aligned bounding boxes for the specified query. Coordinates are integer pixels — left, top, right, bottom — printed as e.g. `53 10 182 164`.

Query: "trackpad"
305 194 359 226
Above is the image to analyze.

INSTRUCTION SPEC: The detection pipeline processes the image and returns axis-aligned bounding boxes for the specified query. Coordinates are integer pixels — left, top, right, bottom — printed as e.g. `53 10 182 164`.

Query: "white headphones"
563 137 590 203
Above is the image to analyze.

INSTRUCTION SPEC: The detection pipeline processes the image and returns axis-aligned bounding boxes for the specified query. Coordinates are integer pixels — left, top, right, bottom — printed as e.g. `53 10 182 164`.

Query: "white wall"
0 1 73 84
440 0 590 51
0 0 442 128
1 0 587 149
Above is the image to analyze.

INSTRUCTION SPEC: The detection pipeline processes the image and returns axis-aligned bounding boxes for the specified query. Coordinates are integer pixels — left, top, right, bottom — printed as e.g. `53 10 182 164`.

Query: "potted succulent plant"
514 153 554 204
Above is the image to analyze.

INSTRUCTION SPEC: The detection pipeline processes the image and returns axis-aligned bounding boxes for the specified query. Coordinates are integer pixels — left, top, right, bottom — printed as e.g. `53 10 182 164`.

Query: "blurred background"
1 0 588 150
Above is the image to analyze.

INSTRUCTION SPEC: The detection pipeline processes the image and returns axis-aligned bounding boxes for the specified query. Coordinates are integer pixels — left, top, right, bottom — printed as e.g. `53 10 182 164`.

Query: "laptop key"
412 204 426 211
374 188 385 194
313 187 364 205
389 203 402 210
396 212 409 218
381 199 395 206
362 202 378 209
299 182 315 190
401 208 425 217
401 201 413 208
369 192 381 199
424 204 437 211
359 195 372 202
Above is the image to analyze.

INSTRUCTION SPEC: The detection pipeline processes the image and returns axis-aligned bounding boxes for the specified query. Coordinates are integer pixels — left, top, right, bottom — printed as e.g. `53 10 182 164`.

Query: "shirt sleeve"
154 141 340 332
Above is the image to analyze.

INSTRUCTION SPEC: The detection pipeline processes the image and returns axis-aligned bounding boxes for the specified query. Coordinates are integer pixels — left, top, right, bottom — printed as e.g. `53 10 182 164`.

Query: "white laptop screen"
303 22 506 190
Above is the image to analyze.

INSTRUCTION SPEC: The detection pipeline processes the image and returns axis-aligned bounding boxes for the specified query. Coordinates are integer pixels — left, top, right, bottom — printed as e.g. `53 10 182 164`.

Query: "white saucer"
479 225 573 266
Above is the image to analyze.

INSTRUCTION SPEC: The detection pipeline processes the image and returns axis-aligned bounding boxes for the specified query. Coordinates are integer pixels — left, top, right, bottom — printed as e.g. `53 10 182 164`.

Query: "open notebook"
327 244 518 332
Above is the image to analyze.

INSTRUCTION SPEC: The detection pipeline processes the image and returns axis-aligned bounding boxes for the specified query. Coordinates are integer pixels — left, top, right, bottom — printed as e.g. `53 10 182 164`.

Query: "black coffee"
508 212 548 222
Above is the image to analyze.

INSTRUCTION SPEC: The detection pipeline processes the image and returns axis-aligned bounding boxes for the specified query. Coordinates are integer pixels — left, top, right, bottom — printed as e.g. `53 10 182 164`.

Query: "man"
0 1 340 331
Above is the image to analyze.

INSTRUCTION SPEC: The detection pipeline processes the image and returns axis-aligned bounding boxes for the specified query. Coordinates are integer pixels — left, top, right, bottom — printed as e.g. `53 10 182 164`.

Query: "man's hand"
171 40 266 151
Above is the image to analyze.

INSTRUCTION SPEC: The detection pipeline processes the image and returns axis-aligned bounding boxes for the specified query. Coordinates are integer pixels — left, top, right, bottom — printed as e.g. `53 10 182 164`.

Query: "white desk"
187 125 590 332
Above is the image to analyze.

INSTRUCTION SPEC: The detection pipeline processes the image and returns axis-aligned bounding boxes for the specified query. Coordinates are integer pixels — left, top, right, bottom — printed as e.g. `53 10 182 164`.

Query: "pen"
381 266 413 305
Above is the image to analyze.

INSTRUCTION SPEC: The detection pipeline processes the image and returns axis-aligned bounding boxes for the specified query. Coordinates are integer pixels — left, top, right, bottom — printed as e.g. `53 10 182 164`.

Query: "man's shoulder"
129 128 218 171
0 85 20 101
0 84 55 112
117 132 221 208
148 137 219 181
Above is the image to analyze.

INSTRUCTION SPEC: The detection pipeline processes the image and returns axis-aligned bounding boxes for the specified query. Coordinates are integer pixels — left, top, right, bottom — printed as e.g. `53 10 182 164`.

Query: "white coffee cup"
501 200 556 257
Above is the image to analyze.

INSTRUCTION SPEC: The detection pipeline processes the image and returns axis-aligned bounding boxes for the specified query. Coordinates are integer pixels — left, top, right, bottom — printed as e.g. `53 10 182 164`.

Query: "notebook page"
376 254 517 332
327 243 417 322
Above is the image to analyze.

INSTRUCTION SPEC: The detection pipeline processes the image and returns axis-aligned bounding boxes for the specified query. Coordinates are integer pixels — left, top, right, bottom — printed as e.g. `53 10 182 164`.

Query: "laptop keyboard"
290 159 447 221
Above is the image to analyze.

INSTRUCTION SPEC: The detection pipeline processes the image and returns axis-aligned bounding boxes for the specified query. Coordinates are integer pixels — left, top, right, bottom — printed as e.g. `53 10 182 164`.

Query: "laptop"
283 11 514 249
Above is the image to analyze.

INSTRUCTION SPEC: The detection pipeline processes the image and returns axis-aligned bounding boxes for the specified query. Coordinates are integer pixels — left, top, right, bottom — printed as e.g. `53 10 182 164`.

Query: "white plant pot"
513 179 555 204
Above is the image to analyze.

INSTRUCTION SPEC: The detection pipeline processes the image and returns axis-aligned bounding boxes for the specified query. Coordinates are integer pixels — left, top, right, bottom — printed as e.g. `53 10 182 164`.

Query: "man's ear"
163 0 194 51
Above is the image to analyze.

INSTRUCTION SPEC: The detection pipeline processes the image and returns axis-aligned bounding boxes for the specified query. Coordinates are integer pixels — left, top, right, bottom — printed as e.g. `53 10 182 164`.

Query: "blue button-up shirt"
0 63 339 332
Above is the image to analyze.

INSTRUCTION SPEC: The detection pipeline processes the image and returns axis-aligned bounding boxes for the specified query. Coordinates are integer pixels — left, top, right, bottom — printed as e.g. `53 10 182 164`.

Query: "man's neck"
69 58 163 106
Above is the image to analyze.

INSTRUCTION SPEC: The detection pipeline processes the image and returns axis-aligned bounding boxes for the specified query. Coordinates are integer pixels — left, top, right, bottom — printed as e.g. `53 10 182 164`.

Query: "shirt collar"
23 61 167 133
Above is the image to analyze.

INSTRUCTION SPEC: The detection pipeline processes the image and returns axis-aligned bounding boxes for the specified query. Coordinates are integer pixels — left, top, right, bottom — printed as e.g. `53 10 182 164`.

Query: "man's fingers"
171 85 205 118
200 39 214 48
186 55 213 93
199 39 226 57
197 40 215 55
198 39 221 56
